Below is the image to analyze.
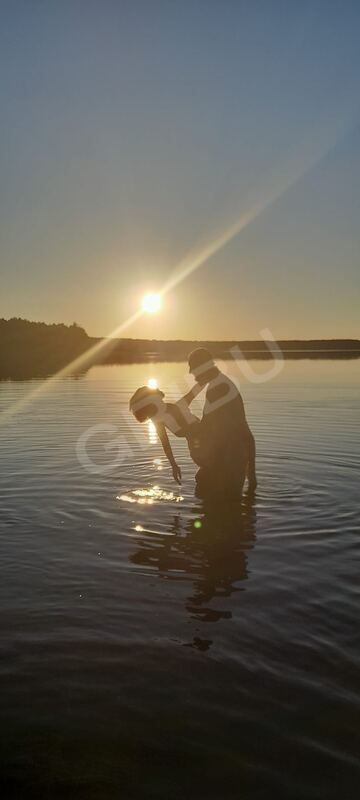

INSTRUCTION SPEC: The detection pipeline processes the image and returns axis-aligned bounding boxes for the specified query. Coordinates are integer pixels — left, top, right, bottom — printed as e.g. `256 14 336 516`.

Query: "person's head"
188 347 216 386
129 386 165 423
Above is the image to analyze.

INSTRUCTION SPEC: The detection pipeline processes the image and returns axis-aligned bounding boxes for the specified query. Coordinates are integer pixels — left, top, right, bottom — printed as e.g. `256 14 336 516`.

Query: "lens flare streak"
0 106 356 426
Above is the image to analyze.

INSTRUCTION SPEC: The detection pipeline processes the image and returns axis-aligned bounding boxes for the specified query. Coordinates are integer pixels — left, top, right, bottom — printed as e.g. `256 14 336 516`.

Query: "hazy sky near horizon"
1 0 359 340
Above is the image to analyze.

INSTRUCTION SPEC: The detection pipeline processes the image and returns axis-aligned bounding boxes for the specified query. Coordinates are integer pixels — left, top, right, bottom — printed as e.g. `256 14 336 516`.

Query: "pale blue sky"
1 1 359 338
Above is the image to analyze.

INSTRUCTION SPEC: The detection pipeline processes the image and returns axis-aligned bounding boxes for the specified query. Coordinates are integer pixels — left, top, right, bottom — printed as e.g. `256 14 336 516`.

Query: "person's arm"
156 422 182 484
179 382 204 408
247 427 257 489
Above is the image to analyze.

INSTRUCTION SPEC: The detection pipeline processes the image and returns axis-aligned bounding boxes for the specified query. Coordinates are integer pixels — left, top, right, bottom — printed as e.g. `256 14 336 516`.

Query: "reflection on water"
118 485 184 504
147 377 158 389
147 418 158 444
0 360 359 798
129 493 256 642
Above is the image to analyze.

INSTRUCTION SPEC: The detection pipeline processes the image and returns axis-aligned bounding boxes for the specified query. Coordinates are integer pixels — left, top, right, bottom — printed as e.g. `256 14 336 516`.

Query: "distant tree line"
90 336 360 364
1 317 359 381
0 318 89 380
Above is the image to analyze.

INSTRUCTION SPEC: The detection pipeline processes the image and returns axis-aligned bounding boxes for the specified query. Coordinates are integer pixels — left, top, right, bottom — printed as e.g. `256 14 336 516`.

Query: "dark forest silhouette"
0 318 89 380
0 317 359 380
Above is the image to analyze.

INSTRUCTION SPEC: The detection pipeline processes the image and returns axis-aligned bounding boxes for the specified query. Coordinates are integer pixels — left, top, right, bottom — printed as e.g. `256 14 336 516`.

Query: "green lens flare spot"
194 519 202 529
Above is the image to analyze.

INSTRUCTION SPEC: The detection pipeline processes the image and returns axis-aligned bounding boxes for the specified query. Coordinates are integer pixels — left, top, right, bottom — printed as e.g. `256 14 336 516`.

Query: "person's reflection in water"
129 493 256 650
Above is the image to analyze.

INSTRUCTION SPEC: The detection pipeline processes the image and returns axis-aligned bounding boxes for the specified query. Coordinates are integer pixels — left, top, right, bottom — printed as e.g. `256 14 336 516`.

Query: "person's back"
203 369 247 438
129 384 215 482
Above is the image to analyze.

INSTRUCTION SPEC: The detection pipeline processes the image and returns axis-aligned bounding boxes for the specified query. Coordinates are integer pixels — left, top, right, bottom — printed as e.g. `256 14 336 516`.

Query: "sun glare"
147 378 158 389
142 293 161 314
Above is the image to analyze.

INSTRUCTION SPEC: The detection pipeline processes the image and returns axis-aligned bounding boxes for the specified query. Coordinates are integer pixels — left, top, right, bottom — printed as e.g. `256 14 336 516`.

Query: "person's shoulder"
220 371 238 388
206 371 240 399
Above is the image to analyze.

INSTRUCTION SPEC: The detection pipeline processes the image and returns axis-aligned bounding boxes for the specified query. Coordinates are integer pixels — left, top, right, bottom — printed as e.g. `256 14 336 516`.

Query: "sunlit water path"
0 361 359 798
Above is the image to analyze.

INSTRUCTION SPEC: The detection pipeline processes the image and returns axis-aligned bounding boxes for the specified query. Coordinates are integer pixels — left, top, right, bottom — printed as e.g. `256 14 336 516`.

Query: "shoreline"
1 318 359 380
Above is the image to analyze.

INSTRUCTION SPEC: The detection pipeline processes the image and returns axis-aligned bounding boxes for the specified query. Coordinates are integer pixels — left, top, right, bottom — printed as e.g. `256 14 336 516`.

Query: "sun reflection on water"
147 420 158 444
117 485 184 504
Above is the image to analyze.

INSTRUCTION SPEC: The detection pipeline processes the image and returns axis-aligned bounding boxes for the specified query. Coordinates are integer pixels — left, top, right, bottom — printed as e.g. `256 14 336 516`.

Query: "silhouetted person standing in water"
129 349 256 498
187 348 257 497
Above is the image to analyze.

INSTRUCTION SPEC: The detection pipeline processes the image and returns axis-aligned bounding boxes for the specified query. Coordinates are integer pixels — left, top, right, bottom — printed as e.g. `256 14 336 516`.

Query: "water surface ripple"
0 361 359 798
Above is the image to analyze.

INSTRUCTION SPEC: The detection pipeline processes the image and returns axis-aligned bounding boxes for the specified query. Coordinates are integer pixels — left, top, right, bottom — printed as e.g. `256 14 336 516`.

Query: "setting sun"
142 293 161 314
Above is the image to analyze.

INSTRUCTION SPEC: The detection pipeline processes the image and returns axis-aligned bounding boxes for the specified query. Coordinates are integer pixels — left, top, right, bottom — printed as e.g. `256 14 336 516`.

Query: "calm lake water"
0 360 359 799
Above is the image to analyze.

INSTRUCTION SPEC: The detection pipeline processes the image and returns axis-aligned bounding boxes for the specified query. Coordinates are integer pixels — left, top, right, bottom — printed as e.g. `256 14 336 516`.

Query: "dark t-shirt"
202 371 248 449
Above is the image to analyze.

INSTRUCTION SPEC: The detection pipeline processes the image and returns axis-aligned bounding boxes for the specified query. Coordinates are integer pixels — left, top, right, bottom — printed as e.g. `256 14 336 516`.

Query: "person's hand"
172 463 182 484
